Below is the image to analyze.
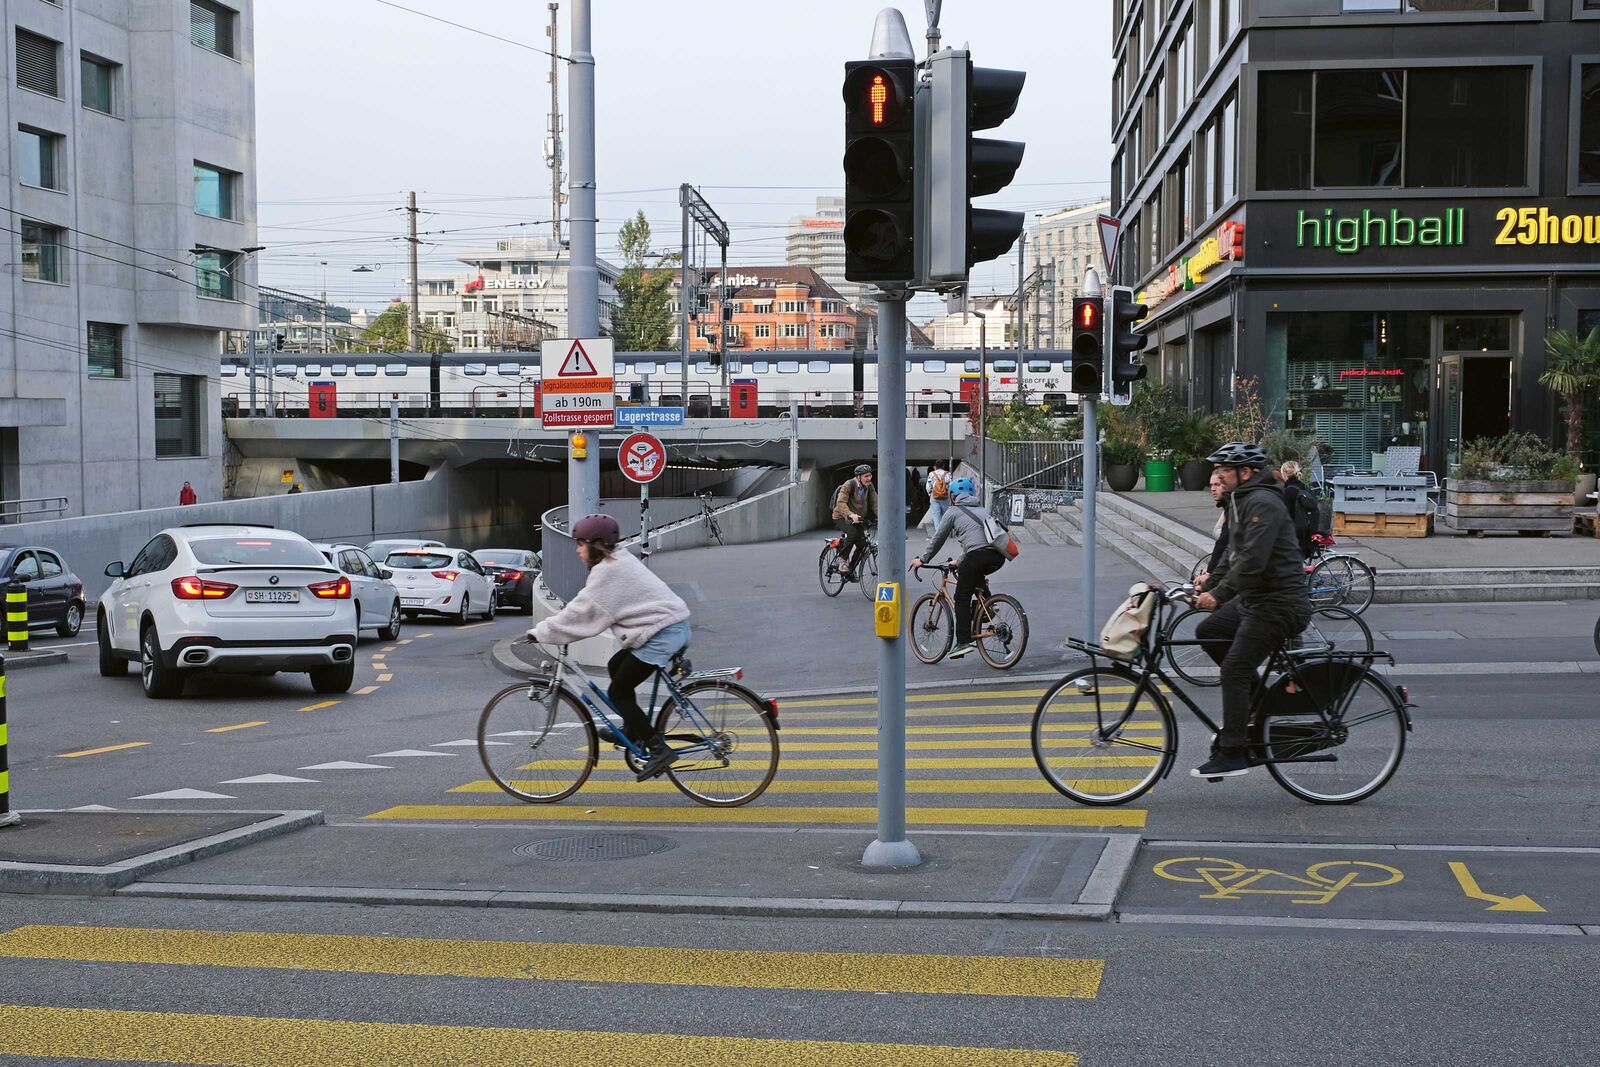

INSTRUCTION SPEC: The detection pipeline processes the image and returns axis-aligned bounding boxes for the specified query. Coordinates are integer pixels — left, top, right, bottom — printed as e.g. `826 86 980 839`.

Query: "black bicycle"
699 492 724 546
1033 583 1412 806
1162 603 1374 688
1593 613 1599 658
818 525 878 600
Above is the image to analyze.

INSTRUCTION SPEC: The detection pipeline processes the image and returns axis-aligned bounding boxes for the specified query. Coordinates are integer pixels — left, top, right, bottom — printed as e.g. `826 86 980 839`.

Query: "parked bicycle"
1305 533 1376 614
1162 603 1374 688
1033 582 1412 806
908 560 1029 670
479 643 780 807
818 526 879 600
698 491 725 546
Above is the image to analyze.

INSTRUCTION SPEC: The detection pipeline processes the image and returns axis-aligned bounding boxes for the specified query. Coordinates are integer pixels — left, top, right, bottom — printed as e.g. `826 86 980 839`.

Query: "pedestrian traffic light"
1109 285 1149 399
842 13 916 284
922 49 1026 283
570 432 589 460
1070 296 1103 397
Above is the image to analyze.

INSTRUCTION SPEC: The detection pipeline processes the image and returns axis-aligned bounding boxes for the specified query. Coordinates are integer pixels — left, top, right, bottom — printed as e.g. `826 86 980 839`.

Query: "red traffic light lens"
845 65 901 126
1079 303 1097 329
869 75 889 125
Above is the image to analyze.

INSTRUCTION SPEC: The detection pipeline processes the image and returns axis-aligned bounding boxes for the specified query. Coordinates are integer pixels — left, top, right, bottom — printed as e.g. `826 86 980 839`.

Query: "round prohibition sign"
618 431 667 484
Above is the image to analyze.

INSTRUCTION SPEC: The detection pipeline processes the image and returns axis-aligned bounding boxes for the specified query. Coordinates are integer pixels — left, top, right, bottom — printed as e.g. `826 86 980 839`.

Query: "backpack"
958 505 1021 561
1100 583 1158 662
930 470 950 500
1285 480 1319 539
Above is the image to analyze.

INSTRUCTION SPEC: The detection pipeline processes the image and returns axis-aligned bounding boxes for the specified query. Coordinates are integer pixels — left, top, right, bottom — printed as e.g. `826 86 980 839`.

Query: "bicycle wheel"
655 679 780 807
1339 557 1376 615
708 517 724 546
909 592 953 664
1259 671 1407 804
975 593 1028 670
1307 556 1355 609
1189 553 1209 583
1032 666 1175 805
477 678 597 803
1295 606 1373 656
818 545 846 597
1594 614 1599 657
1163 607 1221 688
858 546 879 599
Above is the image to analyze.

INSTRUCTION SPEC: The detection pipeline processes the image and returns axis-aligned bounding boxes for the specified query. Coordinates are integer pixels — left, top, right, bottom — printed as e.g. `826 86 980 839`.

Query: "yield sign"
1097 214 1122 277
618 432 666 484
558 339 600 377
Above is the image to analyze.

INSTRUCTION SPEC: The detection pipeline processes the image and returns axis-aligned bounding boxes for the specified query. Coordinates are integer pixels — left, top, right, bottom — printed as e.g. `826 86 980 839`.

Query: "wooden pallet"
1334 511 1432 538
1577 513 1600 539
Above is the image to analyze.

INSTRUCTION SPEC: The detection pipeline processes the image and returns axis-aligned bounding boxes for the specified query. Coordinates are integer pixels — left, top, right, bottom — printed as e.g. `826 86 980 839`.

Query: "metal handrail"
0 496 68 522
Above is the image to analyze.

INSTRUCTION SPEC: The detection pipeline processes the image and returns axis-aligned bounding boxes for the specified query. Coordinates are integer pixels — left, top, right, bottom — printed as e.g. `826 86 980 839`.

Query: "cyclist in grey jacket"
911 478 1006 660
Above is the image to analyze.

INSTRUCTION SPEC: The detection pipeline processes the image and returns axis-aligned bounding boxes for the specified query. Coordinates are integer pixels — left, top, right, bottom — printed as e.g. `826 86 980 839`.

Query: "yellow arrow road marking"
1447 861 1546 913
56 742 149 759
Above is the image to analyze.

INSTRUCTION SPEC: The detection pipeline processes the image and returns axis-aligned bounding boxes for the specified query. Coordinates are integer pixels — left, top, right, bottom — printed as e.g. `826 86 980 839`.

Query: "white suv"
98 525 358 699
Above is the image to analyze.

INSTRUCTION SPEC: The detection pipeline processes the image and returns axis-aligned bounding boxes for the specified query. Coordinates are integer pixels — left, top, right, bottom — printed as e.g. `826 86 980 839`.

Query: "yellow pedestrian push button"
874 582 900 638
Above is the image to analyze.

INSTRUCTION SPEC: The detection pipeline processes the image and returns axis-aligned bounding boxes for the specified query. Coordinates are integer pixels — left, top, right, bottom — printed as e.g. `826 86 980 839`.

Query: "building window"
191 1 237 58
194 162 237 219
1578 66 1600 185
17 127 63 190
81 53 117 114
154 374 204 457
21 221 63 283
195 249 237 300
1170 20 1193 119
1260 67 1527 191
753 301 773 314
755 324 771 339
88 323 123 378
1342 1 1530 10
781 323 807 339
16 30 59 97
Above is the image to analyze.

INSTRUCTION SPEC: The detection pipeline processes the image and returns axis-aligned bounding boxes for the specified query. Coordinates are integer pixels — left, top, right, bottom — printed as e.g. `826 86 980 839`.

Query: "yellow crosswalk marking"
0 925 1103 999
778 737 1164 752
781 685 1151 710
0 1004 1078 1067
516 756 1157 771
777 723 1163 736
366 804 1146 827
55 742 149 759
782 701 1157 721
450 777 1143 795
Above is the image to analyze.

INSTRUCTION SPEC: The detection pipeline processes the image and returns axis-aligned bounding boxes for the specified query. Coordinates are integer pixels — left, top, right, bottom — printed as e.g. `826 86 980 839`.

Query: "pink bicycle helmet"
571 513 621 547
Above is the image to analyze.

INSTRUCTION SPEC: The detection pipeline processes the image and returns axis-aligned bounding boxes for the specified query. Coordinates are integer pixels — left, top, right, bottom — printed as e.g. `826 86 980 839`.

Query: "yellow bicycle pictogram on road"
1153 856 1404 905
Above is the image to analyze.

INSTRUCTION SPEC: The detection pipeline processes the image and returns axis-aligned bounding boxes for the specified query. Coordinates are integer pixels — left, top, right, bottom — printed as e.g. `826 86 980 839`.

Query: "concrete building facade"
1027 199 1111 348
785 196 867 309
1 0 255 516
415 237 618 352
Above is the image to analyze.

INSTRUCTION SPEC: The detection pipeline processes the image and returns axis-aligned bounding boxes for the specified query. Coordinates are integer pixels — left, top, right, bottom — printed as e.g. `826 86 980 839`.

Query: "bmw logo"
268 575 280 585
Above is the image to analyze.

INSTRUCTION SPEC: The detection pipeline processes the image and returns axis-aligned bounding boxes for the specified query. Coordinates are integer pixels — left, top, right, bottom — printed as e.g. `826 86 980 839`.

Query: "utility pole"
1080 267 1102 650
567 0 599 522
407 192 420 349
320 260 329 354
547 2 564 246
679 191 692 409
1016 230 1026 360
389 394 400 484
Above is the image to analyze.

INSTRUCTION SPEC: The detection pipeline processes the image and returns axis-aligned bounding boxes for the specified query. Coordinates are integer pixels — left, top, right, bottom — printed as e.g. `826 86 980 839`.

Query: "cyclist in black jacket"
1192 442 1313 779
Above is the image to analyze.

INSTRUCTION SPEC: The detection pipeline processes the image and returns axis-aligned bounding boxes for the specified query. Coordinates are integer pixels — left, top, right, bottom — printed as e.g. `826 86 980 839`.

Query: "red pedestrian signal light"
843 59 915 282
1078 301 1098 330
869 74 889 125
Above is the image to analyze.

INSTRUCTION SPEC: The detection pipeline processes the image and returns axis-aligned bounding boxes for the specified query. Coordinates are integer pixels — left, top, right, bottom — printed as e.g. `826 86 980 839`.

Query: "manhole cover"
514 833 677 862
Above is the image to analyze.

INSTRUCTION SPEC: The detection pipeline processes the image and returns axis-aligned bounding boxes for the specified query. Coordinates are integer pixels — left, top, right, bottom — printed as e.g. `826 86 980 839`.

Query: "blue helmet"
948 476 976 496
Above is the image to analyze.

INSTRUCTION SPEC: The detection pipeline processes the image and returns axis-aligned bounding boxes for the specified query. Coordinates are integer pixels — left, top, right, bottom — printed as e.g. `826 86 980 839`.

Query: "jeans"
1195 599 1311 752
929 497 949 528
835 518 869 571
954 547 1006 643
607 648 658 744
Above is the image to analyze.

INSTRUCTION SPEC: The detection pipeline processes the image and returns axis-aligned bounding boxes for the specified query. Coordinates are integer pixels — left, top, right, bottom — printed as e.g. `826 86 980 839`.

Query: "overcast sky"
254 0 1112 319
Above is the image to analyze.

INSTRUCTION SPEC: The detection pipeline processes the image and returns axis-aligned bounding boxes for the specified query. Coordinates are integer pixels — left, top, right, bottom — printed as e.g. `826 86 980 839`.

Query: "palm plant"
1540 328 1600 463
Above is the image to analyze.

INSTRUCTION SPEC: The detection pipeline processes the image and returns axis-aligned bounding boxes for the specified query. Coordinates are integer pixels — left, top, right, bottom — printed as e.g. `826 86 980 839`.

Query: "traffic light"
923 50 1026 283
1109 285 1149 399
842 54 917 283
274 333 285 351
1070 296 1103 397
570 432 589 461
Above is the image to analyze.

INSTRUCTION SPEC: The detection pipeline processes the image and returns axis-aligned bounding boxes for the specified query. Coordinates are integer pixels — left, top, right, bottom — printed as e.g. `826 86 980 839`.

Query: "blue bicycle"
477 643 780 807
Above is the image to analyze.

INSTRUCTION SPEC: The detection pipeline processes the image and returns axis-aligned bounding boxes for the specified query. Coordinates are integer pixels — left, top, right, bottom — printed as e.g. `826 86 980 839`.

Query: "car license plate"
401 598 425 607
245 589 299 604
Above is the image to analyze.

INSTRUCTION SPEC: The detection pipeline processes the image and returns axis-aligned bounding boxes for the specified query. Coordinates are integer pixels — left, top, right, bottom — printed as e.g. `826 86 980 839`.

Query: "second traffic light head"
1110 285 1150 390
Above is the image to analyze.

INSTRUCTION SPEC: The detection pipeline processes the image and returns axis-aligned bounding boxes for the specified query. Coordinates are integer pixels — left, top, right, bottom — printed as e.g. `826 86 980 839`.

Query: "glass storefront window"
1441 314 1511 352
1281 311 1432 472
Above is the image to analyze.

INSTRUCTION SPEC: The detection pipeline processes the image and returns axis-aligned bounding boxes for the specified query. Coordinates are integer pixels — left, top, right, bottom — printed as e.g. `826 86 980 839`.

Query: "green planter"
1143 459 1176 493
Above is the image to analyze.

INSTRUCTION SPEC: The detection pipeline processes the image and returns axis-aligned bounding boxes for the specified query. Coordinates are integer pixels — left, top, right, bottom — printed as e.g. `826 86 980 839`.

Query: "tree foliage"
612 211 677 352
362 301 451 354
1539 328 1600 464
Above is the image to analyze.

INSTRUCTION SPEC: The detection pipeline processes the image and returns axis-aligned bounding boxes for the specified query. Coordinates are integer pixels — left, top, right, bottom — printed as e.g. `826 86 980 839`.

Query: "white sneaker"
947 641 977 660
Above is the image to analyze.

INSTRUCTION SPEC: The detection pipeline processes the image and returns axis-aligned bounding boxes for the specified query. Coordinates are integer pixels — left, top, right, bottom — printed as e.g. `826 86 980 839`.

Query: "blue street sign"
617 406 686 427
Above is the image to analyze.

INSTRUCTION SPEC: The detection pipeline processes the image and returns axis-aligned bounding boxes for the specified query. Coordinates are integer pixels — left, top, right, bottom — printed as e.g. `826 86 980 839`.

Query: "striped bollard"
5 581 26 654
0 656 18 828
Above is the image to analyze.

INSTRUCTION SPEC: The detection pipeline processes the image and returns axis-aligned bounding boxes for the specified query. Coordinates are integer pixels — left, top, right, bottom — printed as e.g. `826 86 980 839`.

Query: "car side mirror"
378 568 393 580
104 561 125 578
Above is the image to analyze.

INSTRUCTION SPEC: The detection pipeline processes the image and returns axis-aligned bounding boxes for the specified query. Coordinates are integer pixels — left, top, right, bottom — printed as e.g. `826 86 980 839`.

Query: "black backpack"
1285 480 1319 539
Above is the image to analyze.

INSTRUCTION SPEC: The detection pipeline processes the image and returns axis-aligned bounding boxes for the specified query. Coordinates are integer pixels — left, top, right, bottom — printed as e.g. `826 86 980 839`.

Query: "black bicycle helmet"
570 513 622 547
854 463 872 476
1206 441 1269 468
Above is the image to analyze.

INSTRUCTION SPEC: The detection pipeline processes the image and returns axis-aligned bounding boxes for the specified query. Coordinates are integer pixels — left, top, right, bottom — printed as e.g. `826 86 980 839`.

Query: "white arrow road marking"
129 789 236 801
432 739 501 747
297 761 393 771
220 774 320 785
68 804 117 811
369 749 455 758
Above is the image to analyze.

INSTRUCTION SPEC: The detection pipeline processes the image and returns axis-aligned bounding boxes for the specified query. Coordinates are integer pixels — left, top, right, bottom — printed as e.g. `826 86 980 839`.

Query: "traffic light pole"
862 290 920 871
1081 396 1097 647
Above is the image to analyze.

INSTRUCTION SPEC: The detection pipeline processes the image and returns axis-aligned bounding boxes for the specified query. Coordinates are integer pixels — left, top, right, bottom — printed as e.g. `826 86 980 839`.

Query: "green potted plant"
1174 411 1220 490
1102 437 1144 492
1447 432 1580 536
1129 384 1181 492
1538 328 1600 506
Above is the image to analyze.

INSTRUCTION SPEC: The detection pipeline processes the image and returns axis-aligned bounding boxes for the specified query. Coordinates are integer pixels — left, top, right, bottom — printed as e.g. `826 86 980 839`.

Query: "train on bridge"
219 350 1080 420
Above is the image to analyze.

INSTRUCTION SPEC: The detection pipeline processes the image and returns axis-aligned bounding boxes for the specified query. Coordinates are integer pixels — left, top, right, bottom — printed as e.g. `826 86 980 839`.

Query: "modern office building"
1112 0 1600 471
2 0 256 514
415 236 618 351
785 196 867 309
1027 199 1112 348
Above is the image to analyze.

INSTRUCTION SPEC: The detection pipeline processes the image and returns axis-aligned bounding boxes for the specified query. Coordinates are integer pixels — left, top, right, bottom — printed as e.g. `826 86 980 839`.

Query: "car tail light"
432 570 459 581
308 576 352 599
501 570 523 582
171 576 237 600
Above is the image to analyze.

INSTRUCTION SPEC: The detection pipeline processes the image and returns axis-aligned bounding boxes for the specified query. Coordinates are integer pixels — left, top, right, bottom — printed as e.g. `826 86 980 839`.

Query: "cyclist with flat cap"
830 463 878 580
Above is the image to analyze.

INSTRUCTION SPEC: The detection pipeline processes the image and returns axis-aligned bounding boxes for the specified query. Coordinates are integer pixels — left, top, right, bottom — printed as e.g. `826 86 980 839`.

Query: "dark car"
475 549 540 613
0 545 86 637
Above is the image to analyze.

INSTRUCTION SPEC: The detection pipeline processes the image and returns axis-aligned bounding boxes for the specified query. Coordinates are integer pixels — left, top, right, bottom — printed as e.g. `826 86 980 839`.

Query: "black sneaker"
635 740 679 782
1191 750 1252 780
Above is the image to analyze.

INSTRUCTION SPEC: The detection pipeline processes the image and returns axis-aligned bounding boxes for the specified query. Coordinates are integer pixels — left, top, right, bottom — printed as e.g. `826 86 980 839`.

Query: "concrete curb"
2 650 69 670
0 810 322 895
115 880 1113 921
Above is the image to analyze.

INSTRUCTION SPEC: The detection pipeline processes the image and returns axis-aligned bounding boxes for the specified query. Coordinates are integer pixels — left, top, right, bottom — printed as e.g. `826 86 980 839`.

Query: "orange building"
675 266 857 354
